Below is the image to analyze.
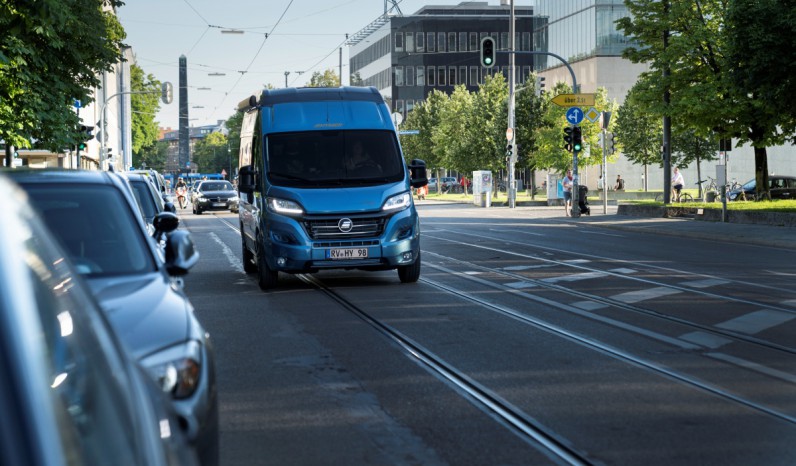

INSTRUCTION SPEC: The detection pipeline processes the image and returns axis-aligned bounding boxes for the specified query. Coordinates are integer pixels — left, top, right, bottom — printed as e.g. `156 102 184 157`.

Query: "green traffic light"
484 57 492 65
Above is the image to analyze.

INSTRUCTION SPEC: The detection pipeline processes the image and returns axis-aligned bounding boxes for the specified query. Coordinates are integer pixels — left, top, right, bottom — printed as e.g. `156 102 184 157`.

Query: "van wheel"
256 232 279 290
397 253 421 283
242 235 257 274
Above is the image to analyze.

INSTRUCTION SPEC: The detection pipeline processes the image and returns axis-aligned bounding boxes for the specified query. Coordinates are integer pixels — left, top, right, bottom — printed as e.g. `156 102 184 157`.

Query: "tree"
617 0 792 201
307 69 340 88
350 72 364 87
615 82 663 188
130 63 161 165
0 0 126 151
399 89 447 180
134 141 168 172
192 132 230 174
224 111 244 173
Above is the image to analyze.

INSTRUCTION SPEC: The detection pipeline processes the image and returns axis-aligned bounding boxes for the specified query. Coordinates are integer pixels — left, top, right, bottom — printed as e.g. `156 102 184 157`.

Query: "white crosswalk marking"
541 271 608 283
715 310 796 334
610 286 681 303
681 278 731 288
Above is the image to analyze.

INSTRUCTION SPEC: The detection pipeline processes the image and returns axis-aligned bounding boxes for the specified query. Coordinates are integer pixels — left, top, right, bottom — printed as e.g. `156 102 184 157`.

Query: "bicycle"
655 191 694 203
695 176 719 202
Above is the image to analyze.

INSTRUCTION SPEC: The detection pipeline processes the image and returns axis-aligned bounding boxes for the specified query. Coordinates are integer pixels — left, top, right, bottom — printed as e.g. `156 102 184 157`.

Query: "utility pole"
662 0 672 204
507 0 517 208
284 71 290 88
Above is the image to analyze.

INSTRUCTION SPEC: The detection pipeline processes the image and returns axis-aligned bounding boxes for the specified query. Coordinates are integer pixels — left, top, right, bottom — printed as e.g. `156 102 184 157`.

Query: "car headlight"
382 192 411 211
229 195 239 202
267 197 304 216
142 340 202 399
729 193 737 200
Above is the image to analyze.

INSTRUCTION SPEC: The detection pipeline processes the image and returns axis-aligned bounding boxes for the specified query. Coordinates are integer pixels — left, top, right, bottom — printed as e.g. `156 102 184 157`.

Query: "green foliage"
130 64 161 157
133 141 168 172
224 111 244 169
193 132 231 174
307 69 340 88
0 0 127 150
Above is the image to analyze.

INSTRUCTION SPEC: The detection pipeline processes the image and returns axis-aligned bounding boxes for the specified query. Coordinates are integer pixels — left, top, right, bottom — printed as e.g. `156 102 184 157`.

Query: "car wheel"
255 231 279 290
195 207 203 215
242 233 257 274
397 252 421 283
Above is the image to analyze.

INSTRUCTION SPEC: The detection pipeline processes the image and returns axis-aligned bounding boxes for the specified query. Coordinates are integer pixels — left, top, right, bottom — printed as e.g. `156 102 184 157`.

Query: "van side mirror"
408 159 428 189
238 165 256 195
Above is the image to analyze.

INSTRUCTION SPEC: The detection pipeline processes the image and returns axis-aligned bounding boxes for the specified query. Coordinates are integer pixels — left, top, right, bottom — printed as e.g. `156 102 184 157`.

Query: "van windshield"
266 130 405 187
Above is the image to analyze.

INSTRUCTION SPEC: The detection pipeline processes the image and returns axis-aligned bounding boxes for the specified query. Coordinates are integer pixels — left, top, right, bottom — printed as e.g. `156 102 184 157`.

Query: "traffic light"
78 125 94 150
605 132 615 154
505 143 513 163
563 127 573 152
535 75 546 97
572 126 582 152
161 82 173 105
480 37 495 68
106 147 113 159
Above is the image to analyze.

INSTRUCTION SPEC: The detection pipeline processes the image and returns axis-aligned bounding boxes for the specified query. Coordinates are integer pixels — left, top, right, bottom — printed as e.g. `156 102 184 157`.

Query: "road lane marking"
715 310 796 335
681 278 731 288
209 232 245 274
610 287 681 303
541 271 608 283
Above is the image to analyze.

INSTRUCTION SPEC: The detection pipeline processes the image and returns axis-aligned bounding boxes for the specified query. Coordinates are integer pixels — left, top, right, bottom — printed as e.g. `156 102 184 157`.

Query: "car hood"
86 273 191 360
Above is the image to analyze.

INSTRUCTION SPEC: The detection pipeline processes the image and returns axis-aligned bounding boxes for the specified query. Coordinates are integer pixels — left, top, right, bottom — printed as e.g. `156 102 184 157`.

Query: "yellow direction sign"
551 93 596 107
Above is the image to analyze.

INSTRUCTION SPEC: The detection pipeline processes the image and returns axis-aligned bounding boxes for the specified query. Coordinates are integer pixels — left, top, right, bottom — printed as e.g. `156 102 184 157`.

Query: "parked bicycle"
695 176 719 202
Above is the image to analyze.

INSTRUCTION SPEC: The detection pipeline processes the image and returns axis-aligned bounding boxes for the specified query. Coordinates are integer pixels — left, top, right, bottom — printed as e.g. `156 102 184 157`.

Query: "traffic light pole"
99 89 164 170
498 49 579 211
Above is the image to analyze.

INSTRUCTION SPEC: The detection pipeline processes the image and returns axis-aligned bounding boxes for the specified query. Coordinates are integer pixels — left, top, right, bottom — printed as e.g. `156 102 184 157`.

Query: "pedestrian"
671 167 685 202
562 169 574 215
614 174 625 191
597 174 604 191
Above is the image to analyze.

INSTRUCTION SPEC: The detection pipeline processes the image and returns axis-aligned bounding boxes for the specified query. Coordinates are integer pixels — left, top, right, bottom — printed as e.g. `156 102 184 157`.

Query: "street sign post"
566 107 584 125
551 93 596 107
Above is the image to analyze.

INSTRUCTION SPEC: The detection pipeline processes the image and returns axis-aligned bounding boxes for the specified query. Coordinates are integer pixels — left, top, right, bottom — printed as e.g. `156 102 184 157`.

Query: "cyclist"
671 167 685 202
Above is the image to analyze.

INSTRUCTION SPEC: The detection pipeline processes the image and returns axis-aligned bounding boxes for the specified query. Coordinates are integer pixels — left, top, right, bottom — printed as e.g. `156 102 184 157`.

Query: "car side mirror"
163 201 177 214
164 230 199 276
407 159 428 189
153 211 179 237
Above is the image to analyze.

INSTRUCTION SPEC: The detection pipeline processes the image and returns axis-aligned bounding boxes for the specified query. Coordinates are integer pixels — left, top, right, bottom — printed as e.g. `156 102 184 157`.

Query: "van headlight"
267 197 304 216
142 341 202 399
382 192 411 211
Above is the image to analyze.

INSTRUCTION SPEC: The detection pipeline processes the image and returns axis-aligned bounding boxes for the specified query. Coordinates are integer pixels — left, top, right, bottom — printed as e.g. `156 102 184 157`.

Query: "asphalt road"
179 202 796 466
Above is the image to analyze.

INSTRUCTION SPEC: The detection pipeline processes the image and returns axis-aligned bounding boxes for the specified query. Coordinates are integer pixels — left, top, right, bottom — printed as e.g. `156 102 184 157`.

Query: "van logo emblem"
338 218 353 232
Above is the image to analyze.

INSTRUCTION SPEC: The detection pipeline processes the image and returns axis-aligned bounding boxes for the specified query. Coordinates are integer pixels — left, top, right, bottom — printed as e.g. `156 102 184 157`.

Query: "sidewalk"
416 197 795 250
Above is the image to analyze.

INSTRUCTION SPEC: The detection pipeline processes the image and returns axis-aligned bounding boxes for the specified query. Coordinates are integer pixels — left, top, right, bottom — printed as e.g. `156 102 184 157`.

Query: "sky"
117 0 490 130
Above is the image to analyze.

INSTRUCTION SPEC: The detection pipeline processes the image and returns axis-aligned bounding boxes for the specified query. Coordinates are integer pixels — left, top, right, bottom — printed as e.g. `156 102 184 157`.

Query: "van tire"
398 253 421 283
242 235 257 274
256 232 279 290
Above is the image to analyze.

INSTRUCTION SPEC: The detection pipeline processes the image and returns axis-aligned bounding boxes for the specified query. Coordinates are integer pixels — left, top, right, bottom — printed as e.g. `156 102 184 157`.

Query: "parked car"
123 172 177 234
728 175 796 201
7 169 219 466
428 176 460 193
0 174 198 466
131 168 170 200
192 179 239 214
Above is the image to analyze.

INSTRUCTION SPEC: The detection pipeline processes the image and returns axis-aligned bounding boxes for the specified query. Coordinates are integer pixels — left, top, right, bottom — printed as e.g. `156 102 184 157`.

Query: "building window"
459 32 468 51
394 66 404 86
406 100 415 113
500 32 508 50
417 67 425 86
438 32 446 52
427 66 436 86
427 32 435 52
469 66 478 86
437 66 446 86
522 32 531 52
416 32 425 52
395 100 405 116
406 33 414 53
448 32 457 52
448 66 456 86
459 66 467 85
406 66 414 86
522 66 531 84
395 32 404 52
469 32 478 51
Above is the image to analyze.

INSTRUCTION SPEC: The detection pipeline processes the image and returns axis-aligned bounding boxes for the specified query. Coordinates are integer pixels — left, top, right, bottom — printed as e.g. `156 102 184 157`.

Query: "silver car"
7 169 219 466
0 174 197 466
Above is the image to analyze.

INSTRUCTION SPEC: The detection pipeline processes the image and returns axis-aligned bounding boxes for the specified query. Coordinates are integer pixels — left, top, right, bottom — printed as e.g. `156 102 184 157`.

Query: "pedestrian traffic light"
480 37 495 68
78 125 94 150
572 126 582 152
605 132 615 154
535 75 546 97
563 127 573 152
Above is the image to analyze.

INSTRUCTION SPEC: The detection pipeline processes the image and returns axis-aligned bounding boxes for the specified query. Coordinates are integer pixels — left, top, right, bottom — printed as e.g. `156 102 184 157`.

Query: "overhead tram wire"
207 0 295 120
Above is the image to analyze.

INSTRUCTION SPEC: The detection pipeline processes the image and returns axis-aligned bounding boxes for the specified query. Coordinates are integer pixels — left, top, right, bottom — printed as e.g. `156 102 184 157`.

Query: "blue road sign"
566 107 584 125
399 130 420 135
73 99 81 109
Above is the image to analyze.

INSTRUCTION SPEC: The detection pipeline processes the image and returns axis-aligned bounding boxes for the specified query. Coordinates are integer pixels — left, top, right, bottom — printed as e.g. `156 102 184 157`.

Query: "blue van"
236 87 428 290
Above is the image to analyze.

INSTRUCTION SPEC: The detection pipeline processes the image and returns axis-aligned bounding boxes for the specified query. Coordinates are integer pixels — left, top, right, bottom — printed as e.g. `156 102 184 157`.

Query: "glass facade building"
534 0 633 69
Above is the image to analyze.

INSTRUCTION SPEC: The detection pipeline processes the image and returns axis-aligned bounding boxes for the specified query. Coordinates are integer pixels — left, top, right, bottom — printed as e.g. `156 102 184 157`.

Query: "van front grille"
303 215 385 240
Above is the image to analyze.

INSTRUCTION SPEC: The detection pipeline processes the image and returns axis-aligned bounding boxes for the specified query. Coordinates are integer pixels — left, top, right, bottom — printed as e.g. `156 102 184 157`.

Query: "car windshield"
742 179 756 189
23 185 158 276
200 181 233 192
266 130 405 187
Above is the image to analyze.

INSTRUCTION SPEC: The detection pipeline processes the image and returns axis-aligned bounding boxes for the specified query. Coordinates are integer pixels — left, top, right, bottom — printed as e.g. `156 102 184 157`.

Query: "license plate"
212 202 226 207
326 248 368 259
